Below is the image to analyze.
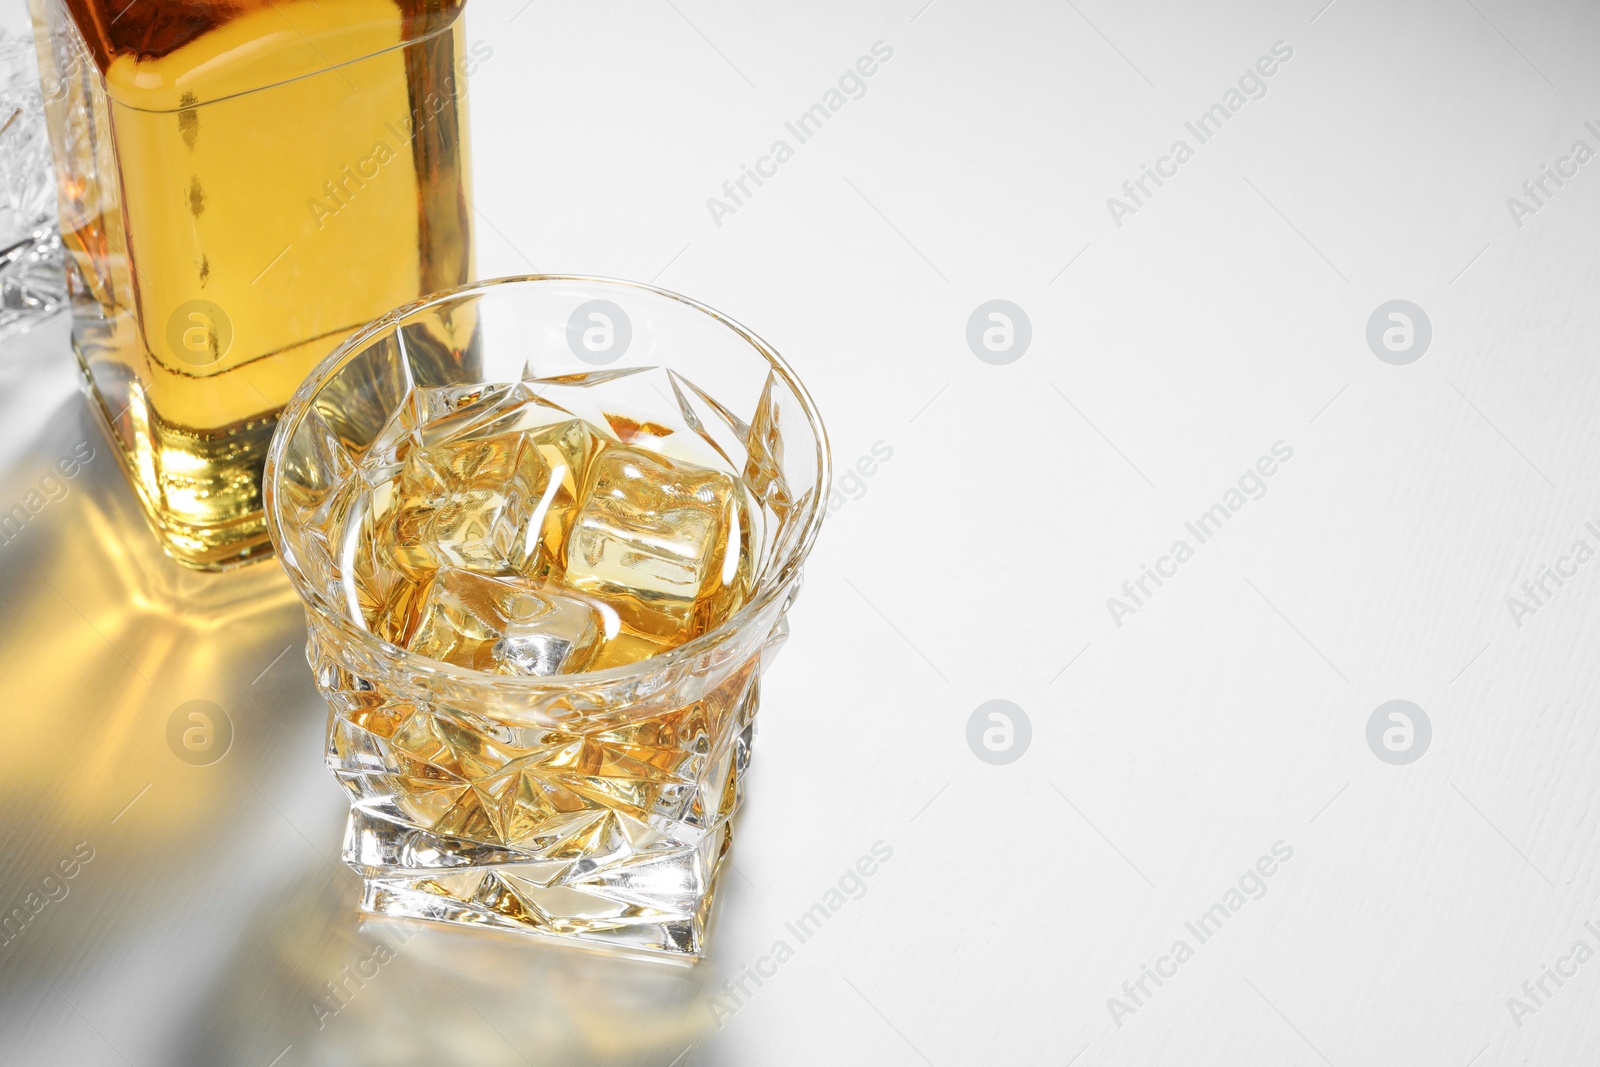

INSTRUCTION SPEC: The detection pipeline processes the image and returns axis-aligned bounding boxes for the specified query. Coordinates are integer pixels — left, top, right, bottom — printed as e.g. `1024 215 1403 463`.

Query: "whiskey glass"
264 275 829 960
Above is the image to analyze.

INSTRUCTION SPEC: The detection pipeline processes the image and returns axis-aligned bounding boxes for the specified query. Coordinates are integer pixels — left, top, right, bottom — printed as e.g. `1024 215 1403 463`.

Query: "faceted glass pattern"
0 25 66 336
266 277 829 959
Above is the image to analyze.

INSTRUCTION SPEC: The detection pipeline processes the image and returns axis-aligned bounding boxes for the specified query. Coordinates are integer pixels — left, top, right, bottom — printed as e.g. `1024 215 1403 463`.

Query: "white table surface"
4 0 1600 1063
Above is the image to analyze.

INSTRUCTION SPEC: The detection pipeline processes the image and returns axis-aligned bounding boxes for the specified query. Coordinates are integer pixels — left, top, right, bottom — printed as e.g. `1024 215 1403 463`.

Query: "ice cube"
407 568 609 676
502 419 605 581
563 445 751 642
493 630 577 676
378 432 520 577
378 418 603 582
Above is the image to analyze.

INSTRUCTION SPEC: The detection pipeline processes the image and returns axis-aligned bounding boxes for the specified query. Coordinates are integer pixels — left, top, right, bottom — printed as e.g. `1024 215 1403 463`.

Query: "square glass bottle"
28 0 477 568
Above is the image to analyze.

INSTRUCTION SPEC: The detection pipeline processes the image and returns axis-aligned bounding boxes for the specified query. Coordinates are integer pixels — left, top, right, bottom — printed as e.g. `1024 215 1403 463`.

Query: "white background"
4 0 1600 1063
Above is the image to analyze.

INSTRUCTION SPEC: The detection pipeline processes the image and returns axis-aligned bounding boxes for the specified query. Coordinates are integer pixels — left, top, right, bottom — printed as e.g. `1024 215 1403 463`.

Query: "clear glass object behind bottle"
27 0 476 569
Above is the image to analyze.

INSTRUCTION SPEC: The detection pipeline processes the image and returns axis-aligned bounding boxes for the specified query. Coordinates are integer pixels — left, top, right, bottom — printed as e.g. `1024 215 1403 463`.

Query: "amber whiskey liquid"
29 0 475 568
335 381 758 674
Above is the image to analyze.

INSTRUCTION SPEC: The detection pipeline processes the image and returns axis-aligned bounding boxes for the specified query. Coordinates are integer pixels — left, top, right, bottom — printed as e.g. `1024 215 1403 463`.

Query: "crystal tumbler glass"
265 276 829 960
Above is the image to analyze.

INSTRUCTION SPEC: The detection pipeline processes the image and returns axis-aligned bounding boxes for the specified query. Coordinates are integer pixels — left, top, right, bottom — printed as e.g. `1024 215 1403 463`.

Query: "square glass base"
351 816 734 963
323 642 768 961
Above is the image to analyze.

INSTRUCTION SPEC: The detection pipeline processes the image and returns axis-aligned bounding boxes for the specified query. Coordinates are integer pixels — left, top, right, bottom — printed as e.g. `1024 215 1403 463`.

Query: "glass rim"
263 273 832 692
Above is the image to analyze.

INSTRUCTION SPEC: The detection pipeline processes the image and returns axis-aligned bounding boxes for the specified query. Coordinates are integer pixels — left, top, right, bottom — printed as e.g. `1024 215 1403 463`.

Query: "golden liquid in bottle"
28 0 475 568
